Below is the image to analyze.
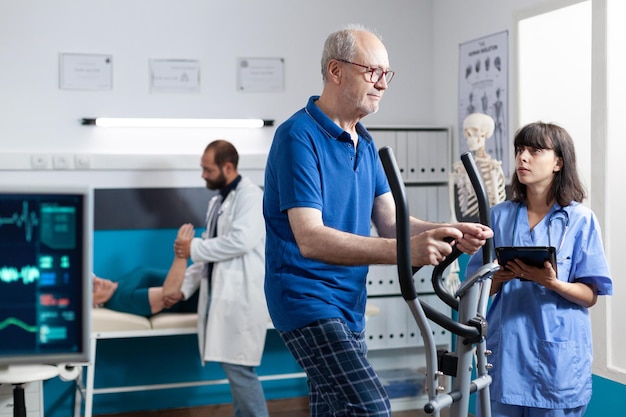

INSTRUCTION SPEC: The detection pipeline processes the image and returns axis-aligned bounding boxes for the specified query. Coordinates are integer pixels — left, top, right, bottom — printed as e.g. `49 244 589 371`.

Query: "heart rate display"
0 317 37 334
0 265 40 284
0 200 40 242
0 188 91 367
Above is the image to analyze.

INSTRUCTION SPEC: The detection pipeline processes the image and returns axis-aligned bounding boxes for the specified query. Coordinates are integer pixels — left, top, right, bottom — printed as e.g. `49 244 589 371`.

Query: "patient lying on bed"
92 268 198 317
92 228 197 317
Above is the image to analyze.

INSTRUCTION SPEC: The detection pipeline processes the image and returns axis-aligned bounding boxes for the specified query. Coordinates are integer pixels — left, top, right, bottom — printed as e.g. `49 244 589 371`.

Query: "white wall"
0 0 434 160
431 0 565 154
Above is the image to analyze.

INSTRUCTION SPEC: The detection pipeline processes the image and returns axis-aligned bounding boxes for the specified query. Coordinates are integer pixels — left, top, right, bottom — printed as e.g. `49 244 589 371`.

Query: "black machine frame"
379 148 499 417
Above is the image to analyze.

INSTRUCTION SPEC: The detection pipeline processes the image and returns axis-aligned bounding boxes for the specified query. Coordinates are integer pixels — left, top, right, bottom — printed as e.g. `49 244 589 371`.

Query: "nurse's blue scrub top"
466 200 612 409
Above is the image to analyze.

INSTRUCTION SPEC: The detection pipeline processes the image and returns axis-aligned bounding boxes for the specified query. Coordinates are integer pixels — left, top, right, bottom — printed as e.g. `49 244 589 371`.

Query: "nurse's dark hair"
510 122 586 207
205 139 239 170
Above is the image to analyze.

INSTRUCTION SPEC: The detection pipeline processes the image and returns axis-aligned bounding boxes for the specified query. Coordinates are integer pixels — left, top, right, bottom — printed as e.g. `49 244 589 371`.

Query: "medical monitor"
0 186 92 369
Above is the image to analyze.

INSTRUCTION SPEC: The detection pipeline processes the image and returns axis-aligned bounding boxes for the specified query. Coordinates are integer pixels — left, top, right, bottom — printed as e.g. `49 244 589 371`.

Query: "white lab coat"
180 176 268 366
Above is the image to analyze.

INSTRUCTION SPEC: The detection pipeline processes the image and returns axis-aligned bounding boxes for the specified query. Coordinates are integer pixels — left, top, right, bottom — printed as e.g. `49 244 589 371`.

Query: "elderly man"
263 24 493 416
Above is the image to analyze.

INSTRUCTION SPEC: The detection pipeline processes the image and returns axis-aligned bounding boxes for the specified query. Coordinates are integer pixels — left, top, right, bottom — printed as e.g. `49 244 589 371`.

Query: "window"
517 1 591 190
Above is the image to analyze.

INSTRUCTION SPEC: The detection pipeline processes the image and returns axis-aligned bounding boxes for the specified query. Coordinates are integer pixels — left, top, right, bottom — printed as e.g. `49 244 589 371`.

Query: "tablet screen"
495 246 557 275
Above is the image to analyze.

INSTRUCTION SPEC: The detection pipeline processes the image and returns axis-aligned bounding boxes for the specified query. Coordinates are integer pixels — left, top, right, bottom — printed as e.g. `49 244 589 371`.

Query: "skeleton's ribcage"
455 162 506 218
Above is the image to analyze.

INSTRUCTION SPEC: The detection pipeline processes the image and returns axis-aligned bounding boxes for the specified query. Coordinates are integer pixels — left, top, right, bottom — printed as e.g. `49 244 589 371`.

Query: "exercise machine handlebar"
379 147 491 340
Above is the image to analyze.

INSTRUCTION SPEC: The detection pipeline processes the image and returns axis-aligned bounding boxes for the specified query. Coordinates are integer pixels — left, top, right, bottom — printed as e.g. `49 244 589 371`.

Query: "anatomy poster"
458 30 509 177
455 31 509 223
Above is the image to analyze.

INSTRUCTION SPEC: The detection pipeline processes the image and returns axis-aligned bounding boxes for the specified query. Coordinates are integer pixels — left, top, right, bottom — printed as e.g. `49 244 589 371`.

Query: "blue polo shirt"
263 96 390 332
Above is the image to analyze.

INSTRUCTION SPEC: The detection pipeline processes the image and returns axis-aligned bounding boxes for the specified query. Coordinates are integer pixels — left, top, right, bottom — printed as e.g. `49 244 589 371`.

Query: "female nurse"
466 121 613 417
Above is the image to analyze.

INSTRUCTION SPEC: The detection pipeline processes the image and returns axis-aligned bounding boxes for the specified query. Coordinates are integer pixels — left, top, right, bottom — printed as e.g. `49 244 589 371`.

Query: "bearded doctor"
165 139 269 417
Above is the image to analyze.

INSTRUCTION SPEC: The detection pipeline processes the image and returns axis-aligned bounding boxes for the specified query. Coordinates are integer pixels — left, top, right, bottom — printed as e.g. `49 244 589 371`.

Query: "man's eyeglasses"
337 59 395 85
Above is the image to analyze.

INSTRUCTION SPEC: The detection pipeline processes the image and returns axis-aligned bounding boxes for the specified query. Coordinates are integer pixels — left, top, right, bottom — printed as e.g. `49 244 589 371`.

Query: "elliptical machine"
379 148 498 417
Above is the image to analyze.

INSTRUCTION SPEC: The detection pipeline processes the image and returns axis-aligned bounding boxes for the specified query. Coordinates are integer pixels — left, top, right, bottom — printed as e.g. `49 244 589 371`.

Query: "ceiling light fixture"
81 117 274 128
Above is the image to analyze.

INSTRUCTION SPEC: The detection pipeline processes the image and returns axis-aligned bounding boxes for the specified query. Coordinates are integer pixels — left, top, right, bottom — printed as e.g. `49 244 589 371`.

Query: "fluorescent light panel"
81 118 273 128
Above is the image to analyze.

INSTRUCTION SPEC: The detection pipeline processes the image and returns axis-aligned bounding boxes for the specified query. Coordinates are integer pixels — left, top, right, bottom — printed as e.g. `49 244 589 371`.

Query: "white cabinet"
365 295 451 350
366 127 452 410
372 127 451 184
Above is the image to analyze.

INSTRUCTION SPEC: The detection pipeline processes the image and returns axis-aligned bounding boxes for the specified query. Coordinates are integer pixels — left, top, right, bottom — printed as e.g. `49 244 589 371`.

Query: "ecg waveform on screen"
0 200 40 242
0 266 40 284
0 317 37 333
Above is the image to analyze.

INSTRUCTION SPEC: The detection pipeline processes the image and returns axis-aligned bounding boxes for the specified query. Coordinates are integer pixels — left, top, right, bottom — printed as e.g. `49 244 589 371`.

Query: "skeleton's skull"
463 113 495 152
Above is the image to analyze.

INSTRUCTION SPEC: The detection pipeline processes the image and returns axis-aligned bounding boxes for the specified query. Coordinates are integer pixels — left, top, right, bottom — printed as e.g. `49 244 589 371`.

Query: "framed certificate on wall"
59 53 113 91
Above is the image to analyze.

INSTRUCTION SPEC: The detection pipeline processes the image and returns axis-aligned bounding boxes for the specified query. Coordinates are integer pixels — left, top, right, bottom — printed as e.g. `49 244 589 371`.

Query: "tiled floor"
95 396 456 417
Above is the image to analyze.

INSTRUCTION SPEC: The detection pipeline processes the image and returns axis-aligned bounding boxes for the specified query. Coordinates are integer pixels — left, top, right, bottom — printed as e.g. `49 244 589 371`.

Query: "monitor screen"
0 186 92 369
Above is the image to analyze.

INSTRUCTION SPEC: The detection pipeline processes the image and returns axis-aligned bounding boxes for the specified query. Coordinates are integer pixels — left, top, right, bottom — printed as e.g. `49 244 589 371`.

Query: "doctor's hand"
174 223 194 259
162 291 183 309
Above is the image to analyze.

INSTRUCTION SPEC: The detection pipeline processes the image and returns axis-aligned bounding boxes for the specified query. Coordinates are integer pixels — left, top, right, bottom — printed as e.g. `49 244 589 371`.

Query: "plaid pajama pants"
279 318 391 417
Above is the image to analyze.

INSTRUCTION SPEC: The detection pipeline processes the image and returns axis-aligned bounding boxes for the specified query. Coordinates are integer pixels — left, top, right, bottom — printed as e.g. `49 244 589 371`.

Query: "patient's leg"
162 224 195 307
148 287 165 314
162 257 188 304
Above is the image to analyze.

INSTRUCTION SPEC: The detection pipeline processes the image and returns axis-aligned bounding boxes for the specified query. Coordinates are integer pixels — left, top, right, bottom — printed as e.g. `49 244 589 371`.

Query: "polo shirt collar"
305 96 373 143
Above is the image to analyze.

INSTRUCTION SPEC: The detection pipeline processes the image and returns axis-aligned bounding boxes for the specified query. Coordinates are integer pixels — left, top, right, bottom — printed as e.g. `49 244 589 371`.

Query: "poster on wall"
456 30 509 223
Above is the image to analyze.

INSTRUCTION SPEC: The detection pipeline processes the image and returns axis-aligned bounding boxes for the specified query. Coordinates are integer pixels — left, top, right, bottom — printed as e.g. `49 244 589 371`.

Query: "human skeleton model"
453 112 506 220
447 113 506 293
